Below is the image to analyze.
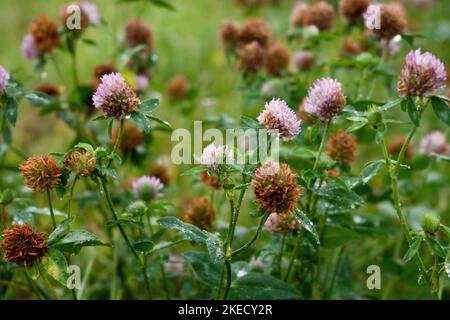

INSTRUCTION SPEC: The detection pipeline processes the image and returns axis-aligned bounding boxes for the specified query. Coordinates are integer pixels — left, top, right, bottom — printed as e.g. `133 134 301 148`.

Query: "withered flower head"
1 223 47 267
304 1 335 31
34 83 60 97
237 41 266 74
201 171 222 190
20 156 61 193
388 136 413 159
112 122 144 154
63 150 96 176
124 19 153 51
30 15 61 54
364 3 406 39
252 161 301 214
326 130 358 166
60 2 90 32
342 36 369 55
93 63 117 82
238 17 271 48
166 75 190 101
293 50 315 71
148 163 172 186
219 20 240 50
339 0 370 23
290 2 309 28
264 212 300 234
183 196 216 230
265 42 290 76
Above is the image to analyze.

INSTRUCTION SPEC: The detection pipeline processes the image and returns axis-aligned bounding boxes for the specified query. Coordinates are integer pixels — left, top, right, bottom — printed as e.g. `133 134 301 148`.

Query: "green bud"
421 214 440 235
367 111 383 130
137 184 156 202
0 189 13 205
126 200 147 216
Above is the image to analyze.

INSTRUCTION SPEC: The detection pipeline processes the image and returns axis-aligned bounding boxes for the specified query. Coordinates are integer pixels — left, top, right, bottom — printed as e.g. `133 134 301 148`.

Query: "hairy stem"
46 189 57 229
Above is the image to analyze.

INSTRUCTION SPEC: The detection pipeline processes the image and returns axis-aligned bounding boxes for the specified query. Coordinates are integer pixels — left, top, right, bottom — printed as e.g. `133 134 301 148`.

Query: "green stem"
46 189 57 229
232 212 269 257
23 270 43 300
67 175 79 218
107 119 124 168
222 260 232 300
277 235 286 278
49 53 68 87
326 246 344 299
99 177 153 299
284 230 303 282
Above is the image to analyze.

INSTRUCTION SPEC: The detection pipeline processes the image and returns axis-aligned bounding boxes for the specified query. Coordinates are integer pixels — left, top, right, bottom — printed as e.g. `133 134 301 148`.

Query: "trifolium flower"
183 196 216 230
200 144 234 170
20 156 61 193
304 78 346 122
132 176 163 201
0 65 10 94
264 212 300 234
257 98 301 141
421 214 440 235
80 1 100 25
21 34 40 60
93 73 140 119
252 161 301 215
397 49 446 98
0 224 47 267
326 130 358 166
420 131 450 157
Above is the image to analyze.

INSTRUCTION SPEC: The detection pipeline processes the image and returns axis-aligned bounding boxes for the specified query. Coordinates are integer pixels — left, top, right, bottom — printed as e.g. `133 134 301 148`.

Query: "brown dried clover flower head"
297 99 317 126
219 20 241 50
264 212 300 234
339 0 370 23
63 150 96 177
328 169 341 178
30 15 61 53
252 161 301 214
388 136 413 159
326 130 358 166
112 122 144 154
166 75 190 101
20 156 61 193
0 223 47 267
34 83 60 97
289 2 309 28
148 163 172 186
237 41 266 75
238 17 271 48
265 42 290 76
342 36 369 56
183 196 216 230
60 2 90 32
303 1 335 31
93 63 117 83
374 3 407 39
201 171 222 190
124 19 153 51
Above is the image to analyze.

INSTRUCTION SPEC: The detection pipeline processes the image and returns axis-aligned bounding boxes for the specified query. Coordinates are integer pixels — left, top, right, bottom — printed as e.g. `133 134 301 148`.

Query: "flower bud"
126 200 147 217
421 214 440 235
0 189 14 206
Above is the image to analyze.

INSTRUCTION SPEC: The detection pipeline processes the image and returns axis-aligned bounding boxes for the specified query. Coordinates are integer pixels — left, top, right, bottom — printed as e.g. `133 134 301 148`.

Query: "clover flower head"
257 98 301 141
264 212 300 234
304 78 346 122
93 72 140 119
0 65 10 94
132 176 163 201
80 1 100 25
200 144 234 169
420 131 450 157
397 49 446 98
21 34 40 60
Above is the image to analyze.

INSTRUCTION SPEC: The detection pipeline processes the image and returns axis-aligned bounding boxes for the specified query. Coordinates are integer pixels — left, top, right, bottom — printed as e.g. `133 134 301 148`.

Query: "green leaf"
376 98 402 112
240 116 262 129
431 96 450 127
5 97 18 126
92 115 108 121
359 160 384 185
229 273 299 300
46 217 75 244
346 120 367 132
133 240 154 253
205 232 224 263
157 216 207 244
406 97 420 126
322 225 359 248
137 98 159 113
41 248 69 287
180 165 206 176
147 114 172 130
402 237 423 262
24 91 53 106
184 252 222 287
425 237 446 258
73 142 95 154
440 224 450 238
52 230 109 253
294 210 320 247
150 0 176 11
117 44 146 70
131 111 151 133
317 183 365 209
